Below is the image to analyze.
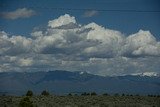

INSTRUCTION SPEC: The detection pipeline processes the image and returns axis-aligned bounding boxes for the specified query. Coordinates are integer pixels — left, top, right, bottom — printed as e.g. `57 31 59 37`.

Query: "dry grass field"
1 95 160 107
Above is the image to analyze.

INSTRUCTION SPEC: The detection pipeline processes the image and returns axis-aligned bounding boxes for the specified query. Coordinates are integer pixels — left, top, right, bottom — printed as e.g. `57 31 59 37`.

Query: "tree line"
18 90 160 107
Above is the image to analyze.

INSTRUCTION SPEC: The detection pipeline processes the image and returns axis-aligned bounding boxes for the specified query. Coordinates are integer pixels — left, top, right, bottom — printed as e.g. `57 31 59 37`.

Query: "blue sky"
0 0 160 76
0 0 160 39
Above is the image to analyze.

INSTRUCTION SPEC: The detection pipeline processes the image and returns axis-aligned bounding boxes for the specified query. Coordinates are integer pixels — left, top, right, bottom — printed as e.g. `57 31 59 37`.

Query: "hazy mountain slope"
0 70 160 95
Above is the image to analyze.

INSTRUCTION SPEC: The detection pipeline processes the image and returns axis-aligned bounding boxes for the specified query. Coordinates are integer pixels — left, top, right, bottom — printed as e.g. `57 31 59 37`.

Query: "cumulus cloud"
0 31 33 55
83 10 98 17
58 57 160 76
48 14 76 28
0 14 160 76
0 8 36 20
18 58 33 67
122 30 160 57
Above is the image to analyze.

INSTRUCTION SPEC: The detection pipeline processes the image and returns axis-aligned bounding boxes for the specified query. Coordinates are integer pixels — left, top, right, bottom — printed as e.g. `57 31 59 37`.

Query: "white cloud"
83 22 124 58
132 45 160 56
48 14 76 28
83 10 98 17
31 31 43 38
122 30 160 57
0 8 36 20
49 57 160 76
0 31 33 55
0 14 160 76
18 58 33 67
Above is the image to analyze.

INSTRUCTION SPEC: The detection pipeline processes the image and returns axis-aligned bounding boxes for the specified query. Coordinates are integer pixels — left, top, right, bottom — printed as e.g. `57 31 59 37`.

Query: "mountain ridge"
0 70 160 95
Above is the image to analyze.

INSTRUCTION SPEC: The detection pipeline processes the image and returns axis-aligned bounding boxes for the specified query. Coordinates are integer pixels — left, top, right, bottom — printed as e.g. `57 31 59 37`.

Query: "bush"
26 90 33 97
74 94 78 96
19 97 33 107
86 93 90 96
103 93 109 96
68 93 72 96
157 95 160 97
114 93 119 97
41 90 49 96
122 93 125 96
91 92 97 96
81 92 90 96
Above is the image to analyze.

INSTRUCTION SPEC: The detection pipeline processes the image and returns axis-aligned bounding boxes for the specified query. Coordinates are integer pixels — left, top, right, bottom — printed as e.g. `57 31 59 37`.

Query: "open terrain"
1 95 160 107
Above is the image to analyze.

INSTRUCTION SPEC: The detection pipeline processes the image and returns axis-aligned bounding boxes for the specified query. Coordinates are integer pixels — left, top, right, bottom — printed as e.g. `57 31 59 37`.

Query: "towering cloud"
0 14 160 75
124 30 160 56
0 31 33 55
48 14 76 28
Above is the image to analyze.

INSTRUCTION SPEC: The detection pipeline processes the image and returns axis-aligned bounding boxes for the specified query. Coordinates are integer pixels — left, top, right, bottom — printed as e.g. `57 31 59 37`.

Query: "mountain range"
0 70 160 95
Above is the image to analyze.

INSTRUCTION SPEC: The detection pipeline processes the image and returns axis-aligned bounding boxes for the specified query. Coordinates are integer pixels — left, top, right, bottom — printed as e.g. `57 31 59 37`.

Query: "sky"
0 0 160 76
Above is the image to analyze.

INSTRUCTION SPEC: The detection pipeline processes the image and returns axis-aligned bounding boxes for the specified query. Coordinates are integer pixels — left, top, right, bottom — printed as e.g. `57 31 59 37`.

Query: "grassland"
1 94 160 107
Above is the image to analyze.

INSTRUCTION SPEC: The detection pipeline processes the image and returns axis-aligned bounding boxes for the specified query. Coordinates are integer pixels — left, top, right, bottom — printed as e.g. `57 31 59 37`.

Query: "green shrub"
91 92 97 96
122 93 125 96
26 90 33 97
68 93 72 96
103 93 109 96
41 90 49 96
81 92 90 96
19 97 33 107
86 93 90 96
114 93 119 97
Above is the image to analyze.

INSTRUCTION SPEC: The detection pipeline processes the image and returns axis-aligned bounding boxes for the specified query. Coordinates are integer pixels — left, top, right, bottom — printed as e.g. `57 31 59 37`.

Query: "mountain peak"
79 71 84 75
131 72 159 77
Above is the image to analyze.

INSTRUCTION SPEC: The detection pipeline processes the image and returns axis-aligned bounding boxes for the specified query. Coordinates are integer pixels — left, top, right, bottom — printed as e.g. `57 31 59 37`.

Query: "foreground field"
0 95 160 107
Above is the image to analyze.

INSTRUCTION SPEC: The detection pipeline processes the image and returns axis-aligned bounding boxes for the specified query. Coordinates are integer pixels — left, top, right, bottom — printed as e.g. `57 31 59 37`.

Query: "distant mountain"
131 72 159 77
0 70 160 95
